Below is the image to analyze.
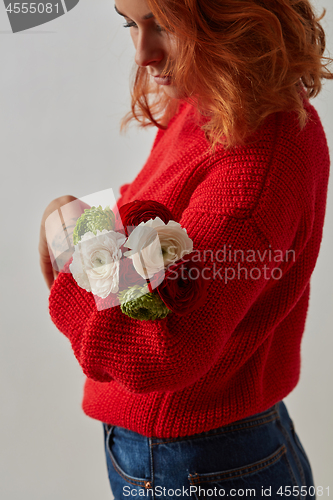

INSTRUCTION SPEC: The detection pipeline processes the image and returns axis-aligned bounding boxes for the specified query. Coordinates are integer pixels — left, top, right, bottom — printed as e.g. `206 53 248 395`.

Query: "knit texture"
49 98 330 438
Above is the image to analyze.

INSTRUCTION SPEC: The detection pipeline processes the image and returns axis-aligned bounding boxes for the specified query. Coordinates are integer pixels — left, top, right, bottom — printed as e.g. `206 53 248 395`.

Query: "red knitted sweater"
49 98 330 438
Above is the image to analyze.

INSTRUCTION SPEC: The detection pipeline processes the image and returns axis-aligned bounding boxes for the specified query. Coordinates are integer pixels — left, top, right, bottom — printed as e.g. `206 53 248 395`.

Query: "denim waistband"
104 401 282 443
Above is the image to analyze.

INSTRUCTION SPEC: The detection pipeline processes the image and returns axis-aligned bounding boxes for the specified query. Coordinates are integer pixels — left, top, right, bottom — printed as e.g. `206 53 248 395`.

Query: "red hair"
121 0 333 150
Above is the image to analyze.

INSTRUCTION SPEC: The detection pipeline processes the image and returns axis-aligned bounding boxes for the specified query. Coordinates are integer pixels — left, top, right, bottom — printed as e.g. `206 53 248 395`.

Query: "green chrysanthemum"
118 284 171 321
73 205 115 245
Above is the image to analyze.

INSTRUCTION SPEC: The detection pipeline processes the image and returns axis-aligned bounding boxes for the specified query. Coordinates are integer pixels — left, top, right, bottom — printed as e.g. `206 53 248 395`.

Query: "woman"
40 0 332 498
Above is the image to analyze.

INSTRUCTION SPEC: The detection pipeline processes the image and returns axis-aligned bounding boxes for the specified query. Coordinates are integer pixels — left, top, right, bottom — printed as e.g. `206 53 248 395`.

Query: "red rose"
115 200 174 237
148 252 209 315
118 254 147 291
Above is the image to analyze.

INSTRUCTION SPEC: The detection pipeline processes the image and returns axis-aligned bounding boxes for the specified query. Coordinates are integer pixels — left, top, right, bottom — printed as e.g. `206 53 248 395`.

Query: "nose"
134 31 164 68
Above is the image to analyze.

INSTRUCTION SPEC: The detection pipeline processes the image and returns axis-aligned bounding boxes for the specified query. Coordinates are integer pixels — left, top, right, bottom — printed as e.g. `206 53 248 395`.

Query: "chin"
162 85 181 99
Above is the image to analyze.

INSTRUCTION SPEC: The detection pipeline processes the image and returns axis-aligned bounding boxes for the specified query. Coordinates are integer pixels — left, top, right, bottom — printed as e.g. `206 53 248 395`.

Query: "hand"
39 195 90 290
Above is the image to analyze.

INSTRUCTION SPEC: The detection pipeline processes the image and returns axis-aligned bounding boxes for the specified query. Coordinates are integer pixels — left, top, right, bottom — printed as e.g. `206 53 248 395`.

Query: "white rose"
69 229 126 298
123 217 193 279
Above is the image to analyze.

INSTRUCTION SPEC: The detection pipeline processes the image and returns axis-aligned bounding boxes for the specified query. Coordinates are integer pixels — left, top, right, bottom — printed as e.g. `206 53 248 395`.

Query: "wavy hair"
121 0 333 150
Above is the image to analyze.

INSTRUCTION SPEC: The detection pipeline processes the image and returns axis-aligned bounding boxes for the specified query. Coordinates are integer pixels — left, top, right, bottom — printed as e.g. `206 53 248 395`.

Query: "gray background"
0 1 332 499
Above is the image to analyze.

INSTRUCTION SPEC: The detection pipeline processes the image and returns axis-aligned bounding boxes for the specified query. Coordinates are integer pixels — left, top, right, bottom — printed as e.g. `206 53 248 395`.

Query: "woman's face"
114 0 178 98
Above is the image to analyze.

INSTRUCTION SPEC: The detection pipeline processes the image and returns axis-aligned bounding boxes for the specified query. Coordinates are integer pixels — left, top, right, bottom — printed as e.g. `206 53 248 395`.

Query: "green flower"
73 205 115 245
118 284 171 321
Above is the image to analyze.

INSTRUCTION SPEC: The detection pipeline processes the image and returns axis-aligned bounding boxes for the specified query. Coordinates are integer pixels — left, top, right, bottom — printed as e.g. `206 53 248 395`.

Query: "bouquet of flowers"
69 200 208 320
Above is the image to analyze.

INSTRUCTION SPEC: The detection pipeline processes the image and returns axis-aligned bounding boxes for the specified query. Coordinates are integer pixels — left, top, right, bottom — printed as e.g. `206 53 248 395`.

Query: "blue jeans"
102 401 316 499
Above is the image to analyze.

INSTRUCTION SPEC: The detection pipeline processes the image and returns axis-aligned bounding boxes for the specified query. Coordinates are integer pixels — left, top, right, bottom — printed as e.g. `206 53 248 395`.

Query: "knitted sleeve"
49 196 297 393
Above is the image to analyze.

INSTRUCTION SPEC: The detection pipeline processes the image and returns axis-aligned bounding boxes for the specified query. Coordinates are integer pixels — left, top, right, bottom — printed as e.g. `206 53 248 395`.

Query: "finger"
40 245 57 290
40 259 56 290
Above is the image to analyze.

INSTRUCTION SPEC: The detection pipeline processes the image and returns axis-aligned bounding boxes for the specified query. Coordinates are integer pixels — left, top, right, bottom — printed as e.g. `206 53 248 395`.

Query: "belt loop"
103 422 112 432
105 424 114 444
274 401 282 419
